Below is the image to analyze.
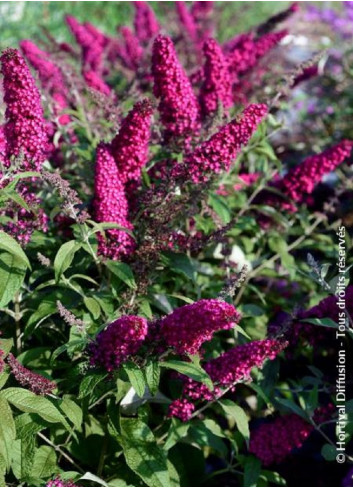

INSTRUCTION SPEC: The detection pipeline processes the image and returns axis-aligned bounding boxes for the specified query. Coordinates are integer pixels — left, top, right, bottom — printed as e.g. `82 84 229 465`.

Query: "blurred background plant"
0 1 291 46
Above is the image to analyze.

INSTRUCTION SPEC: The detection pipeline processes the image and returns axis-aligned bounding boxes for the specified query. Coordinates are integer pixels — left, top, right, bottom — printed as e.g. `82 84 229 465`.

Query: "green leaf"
119 417 171 487
167 459 180 487
60 396 83 431
145 361 160 396
84 296 101 319
249 383 272 405
0 397 16 470
11 436 36 480
219 399 249 446
15 413 49 439
0 454 5 487
0 338 13 357
106 261 136 289
25 299 58 336
255 141 278 161
162 252 196 281
243 455 261 487
321 444 337 461
208 194 231 224
300 317 338 329
1 188 30 212
190 422 228 457
261 470 287 486
30 446 57 478
0 372 9 391
78 373 107 399
138 299 153 319
79 472 108 487
54 240 81 282
0 388 69 428
275 398 309 420
0 252 27 307
123 362 146 398
3 171 41 187
203 419 225 438
164 418 191 451
160 360 213 390
0 231 31 269
346 399 353 414
52 339 88 361
87 220 135 238
240 303 265 317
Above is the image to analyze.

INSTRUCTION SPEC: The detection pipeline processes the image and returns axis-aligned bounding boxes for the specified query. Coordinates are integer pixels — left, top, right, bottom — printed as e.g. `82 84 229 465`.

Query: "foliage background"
0 1 292 46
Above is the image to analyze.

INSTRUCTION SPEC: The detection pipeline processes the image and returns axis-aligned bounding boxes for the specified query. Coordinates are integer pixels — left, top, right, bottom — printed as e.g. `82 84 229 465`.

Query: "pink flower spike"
20 40 71 126
176 2 199 44
133 1 160 45
65 15 103 73
111 99 153 184
119 26 144 70
83 70 112 97
93 142 135 260
168 399 195 421
0 48 48 171
47 476 78 487
184 103 268 183
160 299 240 355
249 414 312 466
7 353 56 396
152 34 200 143
199 38 233 117
205 339 287 388
277 140 353 205
89 315 148 371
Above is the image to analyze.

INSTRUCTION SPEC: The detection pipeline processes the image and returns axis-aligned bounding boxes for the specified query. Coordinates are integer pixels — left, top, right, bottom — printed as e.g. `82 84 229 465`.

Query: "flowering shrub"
0 2 353 487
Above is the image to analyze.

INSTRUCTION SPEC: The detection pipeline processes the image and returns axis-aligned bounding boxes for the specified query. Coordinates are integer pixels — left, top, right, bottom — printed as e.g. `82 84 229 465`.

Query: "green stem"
235 215 325 305
38 432 83 472
14 291 22 354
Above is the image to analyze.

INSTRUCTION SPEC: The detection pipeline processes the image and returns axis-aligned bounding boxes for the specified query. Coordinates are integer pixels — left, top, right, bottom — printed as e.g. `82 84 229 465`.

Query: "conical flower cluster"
1 48 48 171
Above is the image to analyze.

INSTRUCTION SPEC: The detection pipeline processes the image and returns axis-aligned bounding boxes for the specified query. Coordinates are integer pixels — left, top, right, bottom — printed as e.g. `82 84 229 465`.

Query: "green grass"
0 1 291 49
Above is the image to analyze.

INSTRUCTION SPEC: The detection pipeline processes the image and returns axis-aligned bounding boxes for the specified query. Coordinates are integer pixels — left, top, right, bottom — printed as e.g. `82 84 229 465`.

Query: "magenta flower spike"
152 34 200 143
184 103 268 182
111 99 153 183
93 143 135 260
160 298 240 355
0 48 48 171
199 38 233 117
89 315 148 371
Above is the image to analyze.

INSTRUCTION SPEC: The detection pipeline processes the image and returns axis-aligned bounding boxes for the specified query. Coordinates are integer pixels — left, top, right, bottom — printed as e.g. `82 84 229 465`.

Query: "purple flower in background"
306 3 353 39
133 1 159 45
342 466 353 487
83 70 112 96
176 2 199 44
20 40 71 125
199 38 233 117
118 26 144 70
66 15 104 72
